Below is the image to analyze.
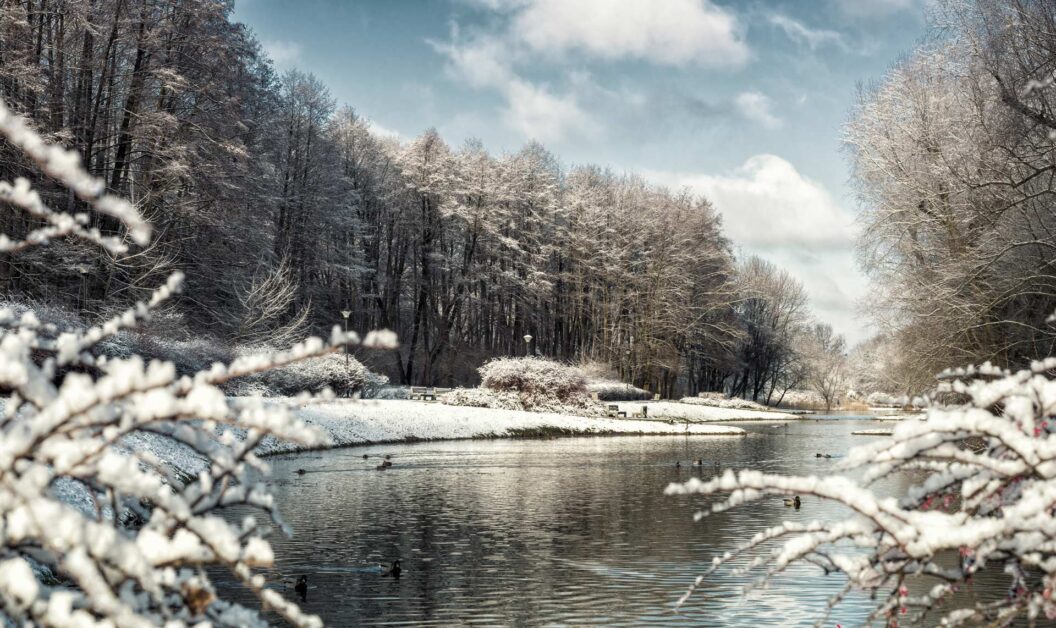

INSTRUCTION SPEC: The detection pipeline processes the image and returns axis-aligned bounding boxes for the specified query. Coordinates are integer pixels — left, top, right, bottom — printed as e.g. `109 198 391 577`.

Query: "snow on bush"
446 357 604 414
586 380 652 401
250 350 388 397
679 396 770 411
480 356 586 398
0 100 398 626
866 390 901 407
441 387 525 411
666 358 1056 625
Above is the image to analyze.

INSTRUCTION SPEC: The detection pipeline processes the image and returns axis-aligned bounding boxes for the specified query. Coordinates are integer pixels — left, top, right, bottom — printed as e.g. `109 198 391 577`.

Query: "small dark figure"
675 461 681 469
296 468 306 475
794 495 801 509
382 560 401 578
376 463 388 471
294 575 308 600
815 453 823 458
693 458 703 466
384 454 392 461
362 454 369 460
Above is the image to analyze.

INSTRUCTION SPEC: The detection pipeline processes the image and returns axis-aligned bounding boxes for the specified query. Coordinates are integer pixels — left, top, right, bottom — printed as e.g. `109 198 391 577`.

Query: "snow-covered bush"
441 387 525 411
480 356 586 399
0 100 396 626
666 359 1056 625
866 390 901 407
678 396 769 411
258 351 387 397
586 380 652 401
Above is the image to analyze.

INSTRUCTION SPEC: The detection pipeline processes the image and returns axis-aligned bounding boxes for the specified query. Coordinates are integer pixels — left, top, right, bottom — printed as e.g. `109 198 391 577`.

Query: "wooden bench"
410 386 437 401
410 386 453 402
606 404 627 418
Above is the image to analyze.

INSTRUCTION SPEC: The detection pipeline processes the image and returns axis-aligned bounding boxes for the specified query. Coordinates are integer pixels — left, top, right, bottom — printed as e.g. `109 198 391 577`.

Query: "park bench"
410 386 437 401
409 386 453 401
606 404 627 418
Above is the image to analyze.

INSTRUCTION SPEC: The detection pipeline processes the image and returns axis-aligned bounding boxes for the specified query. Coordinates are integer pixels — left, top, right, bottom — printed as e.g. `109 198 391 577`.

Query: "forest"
0 0 839 400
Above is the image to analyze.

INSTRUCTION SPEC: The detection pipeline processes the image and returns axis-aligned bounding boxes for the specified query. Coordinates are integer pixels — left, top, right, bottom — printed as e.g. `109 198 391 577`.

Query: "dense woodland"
0 0 846 398
848 0 1056 395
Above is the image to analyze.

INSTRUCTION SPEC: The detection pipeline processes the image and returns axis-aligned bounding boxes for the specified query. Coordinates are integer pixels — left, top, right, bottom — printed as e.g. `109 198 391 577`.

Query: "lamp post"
341 310 351 397
523 334 533 356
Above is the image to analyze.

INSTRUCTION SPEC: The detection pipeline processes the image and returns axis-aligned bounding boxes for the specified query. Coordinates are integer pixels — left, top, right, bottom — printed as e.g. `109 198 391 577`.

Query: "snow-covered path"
257 399 745 455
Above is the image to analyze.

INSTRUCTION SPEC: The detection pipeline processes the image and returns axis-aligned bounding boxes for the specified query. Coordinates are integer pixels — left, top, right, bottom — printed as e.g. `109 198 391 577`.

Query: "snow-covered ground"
610 400 797 422
257 399 745 455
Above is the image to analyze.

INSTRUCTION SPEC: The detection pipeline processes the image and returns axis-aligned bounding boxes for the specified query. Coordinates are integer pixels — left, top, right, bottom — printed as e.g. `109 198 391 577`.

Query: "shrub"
586 380 652 401
255 351 387 397
479 356 586 400
679 396 769 411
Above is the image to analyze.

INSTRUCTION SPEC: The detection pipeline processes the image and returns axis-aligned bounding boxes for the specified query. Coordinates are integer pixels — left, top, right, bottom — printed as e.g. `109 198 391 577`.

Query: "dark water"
220 416 1011 626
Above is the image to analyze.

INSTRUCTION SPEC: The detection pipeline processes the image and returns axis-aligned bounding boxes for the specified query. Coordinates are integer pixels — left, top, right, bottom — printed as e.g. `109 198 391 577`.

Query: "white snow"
610 400 796 422
256 399 745 455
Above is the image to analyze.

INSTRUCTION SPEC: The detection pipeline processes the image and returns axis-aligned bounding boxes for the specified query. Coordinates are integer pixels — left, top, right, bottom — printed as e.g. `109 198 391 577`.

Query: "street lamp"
341 310 351 397
523 334 533 356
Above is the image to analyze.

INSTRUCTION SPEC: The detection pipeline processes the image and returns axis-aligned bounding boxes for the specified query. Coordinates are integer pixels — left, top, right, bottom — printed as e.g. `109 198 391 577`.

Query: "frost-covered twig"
666 357 1056 625
0 97 391 626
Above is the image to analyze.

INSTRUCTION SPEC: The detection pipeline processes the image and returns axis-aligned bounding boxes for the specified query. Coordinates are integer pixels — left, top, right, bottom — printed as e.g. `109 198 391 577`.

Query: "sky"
232 0 930 346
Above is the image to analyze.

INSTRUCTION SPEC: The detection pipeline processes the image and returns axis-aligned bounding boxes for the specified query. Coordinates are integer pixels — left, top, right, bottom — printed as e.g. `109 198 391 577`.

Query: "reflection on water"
217 417 1012 626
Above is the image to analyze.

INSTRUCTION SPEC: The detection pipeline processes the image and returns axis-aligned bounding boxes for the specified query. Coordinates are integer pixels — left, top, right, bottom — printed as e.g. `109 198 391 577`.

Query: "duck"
375 463 389 471
381 560 401 578
294 574 308 599
693 458 704 466
362 454 369 460
295 468 306 475
675 461 681 469
783 496 802 508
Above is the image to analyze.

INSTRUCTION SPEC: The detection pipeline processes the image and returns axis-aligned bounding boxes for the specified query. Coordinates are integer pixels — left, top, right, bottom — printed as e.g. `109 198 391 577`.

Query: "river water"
220 415 1012 626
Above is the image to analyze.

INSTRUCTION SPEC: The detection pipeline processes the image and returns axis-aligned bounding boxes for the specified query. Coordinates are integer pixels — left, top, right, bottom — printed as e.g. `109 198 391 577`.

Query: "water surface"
220 416 1011 626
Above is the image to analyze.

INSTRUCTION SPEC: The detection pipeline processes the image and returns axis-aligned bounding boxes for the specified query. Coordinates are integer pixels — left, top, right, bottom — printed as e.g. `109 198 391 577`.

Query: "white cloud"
768 14 847 50
263 39 302 69
432 33 598 142
511 0 749 67
502 79 600 142
734 91 782 129
647 155 868 343
832 0 917 18
432 0 749 142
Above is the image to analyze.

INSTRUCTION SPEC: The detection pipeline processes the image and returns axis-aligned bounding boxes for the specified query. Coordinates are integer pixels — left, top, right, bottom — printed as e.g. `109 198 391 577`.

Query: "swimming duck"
295 468 306 475
294 575 307 599
381 560 401 578
375 463 388 471
783 496 802 508
362 454 369 460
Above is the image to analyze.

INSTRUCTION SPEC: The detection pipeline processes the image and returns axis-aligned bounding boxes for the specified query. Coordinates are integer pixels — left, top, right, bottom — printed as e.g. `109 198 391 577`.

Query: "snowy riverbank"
257 399 746 455
610 400 798 422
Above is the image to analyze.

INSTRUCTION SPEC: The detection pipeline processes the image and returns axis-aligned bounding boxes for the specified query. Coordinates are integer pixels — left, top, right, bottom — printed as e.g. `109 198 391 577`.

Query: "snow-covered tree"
667 357 1056 625
0 99 396 626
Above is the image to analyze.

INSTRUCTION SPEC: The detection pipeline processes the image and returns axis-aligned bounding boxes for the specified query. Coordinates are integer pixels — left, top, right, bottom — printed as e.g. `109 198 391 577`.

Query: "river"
218 415 1012 626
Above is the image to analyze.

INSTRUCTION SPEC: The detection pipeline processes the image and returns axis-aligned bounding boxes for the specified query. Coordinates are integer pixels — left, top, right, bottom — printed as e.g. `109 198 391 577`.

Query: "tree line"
848 0 1056 396
0 0 842 398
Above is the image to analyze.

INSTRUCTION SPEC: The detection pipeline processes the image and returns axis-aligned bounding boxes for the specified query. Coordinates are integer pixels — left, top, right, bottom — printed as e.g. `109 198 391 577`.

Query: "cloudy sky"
233 0 929 345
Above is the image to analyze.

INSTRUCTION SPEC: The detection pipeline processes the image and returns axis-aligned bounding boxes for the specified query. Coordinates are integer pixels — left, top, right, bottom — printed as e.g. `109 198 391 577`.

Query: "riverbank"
256 399 746 455
610 400 798 422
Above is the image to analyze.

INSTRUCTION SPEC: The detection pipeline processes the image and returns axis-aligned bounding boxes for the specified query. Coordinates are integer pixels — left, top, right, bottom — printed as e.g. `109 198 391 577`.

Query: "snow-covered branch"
666 357 1056 625
0 99 384 626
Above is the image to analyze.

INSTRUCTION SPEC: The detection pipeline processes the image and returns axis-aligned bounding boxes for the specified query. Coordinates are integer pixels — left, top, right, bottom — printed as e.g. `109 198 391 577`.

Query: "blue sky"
233 0 929 345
